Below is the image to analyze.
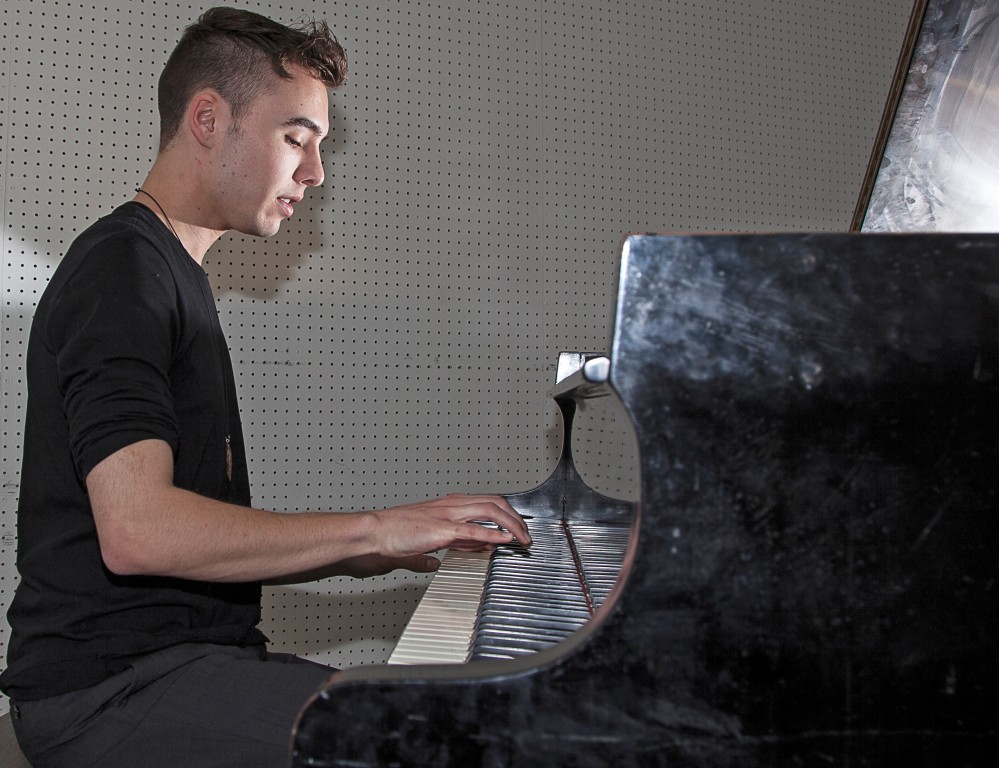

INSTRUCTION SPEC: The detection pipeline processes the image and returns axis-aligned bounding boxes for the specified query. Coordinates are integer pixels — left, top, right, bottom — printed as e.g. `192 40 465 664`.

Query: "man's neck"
135 158 226 265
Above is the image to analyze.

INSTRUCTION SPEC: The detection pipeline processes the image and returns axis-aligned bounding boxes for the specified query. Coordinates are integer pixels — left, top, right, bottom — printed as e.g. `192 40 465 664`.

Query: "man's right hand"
369 493 532 558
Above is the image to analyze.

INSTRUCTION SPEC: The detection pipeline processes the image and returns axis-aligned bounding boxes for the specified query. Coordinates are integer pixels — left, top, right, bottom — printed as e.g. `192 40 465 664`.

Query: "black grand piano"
293 234 999 767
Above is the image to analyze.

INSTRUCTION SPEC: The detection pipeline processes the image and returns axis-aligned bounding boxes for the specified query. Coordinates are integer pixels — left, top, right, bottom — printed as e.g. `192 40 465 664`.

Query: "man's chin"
236 221 283 238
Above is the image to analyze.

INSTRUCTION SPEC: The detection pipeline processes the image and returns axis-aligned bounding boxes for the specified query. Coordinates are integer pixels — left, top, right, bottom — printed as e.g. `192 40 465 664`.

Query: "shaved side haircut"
157 6 348 150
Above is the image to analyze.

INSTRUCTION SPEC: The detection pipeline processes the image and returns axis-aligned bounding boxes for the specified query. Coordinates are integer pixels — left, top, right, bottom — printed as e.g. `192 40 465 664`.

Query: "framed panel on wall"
855 0 999 232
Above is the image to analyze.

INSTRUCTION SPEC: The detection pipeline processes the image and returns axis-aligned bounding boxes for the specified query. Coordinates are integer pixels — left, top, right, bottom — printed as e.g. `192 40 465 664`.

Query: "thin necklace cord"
136 188 181 243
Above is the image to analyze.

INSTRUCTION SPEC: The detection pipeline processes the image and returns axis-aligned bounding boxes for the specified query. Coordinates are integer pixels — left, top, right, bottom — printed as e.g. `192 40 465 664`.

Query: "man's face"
212 65 330 237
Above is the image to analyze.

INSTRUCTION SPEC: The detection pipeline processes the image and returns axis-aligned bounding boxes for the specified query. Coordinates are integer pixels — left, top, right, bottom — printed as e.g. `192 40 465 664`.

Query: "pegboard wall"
1 0 914 708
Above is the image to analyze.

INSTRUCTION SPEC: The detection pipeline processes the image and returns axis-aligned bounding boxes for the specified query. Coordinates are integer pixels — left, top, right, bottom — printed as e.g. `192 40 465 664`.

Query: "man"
1 7 530 767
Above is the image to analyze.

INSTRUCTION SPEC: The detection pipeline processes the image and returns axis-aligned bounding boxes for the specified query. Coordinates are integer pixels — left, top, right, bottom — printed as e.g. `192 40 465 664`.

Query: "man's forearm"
86 438 529 583
89 450 379 581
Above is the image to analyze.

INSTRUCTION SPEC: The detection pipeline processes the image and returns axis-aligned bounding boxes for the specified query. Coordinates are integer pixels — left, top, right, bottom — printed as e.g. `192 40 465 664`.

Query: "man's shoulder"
54 203 193 287
35 203 199 331
68 202 172 258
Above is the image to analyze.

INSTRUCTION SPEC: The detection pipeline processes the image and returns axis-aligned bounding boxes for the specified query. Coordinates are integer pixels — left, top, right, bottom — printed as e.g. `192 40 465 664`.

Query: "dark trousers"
9 643 335 768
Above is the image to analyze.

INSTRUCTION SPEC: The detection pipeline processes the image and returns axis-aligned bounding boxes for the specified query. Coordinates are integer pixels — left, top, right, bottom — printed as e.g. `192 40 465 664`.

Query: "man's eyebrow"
283 117 327 140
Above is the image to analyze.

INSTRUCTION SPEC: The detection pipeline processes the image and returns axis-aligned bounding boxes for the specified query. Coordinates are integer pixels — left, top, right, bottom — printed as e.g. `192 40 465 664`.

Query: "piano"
293 233 999 767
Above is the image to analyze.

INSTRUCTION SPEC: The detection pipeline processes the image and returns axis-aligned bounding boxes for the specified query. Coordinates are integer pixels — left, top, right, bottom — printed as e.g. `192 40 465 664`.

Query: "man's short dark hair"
157 6 348 150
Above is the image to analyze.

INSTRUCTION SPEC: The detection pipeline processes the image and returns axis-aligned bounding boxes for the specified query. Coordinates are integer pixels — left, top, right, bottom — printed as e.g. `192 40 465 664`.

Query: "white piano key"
387 549 491 665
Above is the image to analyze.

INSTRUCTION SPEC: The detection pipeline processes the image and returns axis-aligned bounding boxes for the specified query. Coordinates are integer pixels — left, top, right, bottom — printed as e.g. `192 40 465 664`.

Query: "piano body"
294 234 999 767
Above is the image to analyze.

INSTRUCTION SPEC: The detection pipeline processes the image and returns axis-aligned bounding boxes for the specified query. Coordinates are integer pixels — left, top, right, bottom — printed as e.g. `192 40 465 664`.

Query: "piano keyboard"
388 518 630 665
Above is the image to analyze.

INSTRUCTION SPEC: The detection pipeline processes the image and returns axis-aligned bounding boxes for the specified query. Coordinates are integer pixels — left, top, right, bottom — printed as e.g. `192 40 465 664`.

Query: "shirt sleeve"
44 233 182 481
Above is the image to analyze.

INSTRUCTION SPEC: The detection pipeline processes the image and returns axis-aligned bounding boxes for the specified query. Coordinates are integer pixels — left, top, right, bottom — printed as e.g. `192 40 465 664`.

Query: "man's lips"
277 196 300 217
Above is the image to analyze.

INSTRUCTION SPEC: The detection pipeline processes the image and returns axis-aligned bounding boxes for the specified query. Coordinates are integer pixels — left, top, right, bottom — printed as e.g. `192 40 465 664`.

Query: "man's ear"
188 91 227 148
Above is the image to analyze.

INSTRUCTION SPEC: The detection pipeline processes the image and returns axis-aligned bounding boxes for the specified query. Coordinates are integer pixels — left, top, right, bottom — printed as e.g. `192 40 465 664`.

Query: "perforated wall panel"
1 0 914 711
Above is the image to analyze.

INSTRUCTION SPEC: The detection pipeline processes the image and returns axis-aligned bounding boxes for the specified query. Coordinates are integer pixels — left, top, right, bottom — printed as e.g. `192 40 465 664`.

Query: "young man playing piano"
0 7 530 767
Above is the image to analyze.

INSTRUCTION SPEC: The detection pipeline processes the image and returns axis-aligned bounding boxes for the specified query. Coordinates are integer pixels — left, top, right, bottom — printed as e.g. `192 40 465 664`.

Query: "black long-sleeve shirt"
2 203 265 701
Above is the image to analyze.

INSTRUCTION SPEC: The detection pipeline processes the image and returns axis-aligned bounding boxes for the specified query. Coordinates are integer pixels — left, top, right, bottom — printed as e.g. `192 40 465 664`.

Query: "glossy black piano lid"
293 233 999 767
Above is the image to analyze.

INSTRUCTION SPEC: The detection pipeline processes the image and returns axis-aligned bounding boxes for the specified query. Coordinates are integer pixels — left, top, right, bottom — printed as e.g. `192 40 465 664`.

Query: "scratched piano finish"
294 234 999 767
